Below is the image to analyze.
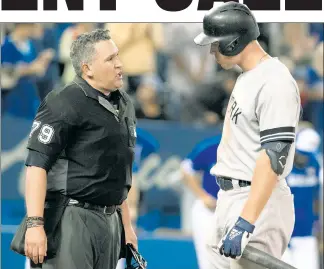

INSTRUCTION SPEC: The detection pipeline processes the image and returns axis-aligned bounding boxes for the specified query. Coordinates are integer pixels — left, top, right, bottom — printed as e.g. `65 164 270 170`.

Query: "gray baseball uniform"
207 57 301 269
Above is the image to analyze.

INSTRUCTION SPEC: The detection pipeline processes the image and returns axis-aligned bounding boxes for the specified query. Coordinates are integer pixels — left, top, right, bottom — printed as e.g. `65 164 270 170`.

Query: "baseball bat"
242 245 297 269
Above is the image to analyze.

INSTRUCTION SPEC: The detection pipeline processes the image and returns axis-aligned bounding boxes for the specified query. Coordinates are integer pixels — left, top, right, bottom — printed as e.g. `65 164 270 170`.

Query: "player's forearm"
182 171 208 199
240 150 278 224
25 166 47 218
120 199 132 228
16 64 36 76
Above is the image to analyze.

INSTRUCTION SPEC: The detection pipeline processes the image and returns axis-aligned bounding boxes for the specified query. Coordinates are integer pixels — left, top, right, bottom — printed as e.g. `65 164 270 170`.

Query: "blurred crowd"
1 23 323 143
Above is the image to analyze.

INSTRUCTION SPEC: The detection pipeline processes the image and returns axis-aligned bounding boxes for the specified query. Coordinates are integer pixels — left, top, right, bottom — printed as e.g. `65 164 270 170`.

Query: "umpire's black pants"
31 204 123 269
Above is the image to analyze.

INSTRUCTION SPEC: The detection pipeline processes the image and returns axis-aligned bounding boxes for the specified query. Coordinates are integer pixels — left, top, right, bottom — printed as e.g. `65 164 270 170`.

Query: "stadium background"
1 23 323 269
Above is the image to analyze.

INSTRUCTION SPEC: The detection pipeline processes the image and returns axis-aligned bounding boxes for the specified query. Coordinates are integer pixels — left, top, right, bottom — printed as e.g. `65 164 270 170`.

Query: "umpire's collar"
72 75 127 118
72 75 125 102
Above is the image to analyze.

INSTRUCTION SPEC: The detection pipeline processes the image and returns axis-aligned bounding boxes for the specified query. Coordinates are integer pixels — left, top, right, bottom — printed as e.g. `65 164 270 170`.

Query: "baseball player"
282 123 321 269
180 135 228 269
194 2 301 269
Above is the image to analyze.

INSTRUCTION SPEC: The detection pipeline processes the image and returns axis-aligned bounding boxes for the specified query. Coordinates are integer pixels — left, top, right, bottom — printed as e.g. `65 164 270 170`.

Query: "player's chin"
220 63 234 70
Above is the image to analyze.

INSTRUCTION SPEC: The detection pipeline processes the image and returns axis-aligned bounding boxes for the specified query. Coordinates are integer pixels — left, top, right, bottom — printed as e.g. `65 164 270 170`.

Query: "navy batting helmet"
194 1 260 56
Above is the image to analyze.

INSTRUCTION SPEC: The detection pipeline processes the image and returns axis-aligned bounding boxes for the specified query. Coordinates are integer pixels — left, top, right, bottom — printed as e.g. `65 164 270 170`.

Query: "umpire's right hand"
25 226 47 264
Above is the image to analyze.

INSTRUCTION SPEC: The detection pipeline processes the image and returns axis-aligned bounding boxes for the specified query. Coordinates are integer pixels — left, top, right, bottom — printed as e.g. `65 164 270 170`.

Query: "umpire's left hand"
25 226 47 264
124 225 138 251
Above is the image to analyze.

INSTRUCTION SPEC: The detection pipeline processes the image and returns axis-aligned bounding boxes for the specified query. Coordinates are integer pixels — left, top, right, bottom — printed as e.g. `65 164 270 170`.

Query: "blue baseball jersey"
133 127 159 173
186 135 222 199
286 150 321 237
1 36 40 119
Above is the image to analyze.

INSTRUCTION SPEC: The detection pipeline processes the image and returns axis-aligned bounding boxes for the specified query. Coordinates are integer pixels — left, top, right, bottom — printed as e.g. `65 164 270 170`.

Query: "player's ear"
82 62 94 78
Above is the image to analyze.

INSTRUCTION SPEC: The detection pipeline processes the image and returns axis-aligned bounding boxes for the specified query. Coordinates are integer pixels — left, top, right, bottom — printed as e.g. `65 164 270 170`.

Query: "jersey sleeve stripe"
260 127 295 137
260 132 295 141
261 134 295 145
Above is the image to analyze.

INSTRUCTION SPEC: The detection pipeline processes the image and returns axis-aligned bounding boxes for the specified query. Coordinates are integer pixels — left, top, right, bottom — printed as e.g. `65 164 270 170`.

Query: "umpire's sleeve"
255 78 301 146
26 98 77 171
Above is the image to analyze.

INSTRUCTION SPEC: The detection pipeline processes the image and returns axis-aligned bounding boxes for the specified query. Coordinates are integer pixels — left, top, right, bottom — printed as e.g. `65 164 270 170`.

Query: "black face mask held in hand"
125 243 147 269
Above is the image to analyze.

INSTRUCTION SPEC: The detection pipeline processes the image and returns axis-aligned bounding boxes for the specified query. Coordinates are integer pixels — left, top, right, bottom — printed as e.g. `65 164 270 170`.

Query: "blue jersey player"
180 135 228 269
282 123 321 269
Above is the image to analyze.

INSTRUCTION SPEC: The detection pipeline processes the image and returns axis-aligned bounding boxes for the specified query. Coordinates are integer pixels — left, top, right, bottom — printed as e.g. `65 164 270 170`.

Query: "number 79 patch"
29 121 55 144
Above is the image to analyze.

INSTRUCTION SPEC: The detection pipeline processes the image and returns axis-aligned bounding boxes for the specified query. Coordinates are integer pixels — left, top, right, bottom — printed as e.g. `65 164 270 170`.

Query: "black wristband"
26 216 44 229
26 216 44 222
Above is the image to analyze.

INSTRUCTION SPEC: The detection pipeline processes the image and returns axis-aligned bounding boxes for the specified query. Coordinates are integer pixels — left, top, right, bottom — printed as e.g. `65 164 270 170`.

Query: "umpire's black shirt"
25 76 137 206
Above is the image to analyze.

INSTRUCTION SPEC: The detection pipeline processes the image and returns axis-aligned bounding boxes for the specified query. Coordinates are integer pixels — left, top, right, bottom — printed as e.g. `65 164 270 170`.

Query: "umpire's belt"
216 177 251 191
68 199 117 215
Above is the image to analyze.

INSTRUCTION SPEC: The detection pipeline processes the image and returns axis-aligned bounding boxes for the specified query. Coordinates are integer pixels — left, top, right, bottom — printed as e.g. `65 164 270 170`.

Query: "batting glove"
218 216 255 259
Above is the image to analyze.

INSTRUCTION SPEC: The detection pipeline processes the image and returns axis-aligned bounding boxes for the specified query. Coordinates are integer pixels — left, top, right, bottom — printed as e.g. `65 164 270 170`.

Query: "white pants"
25 258 30 269
115 258 125 269
206 180 295 269
191 199 229 269
282 236 320 269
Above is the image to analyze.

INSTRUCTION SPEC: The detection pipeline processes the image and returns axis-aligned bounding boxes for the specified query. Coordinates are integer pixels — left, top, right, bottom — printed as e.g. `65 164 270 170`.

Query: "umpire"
24 29 138 269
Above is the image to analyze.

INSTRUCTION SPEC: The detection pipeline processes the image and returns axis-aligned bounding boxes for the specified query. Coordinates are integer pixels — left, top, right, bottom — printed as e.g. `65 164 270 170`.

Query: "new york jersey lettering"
229 97 242 124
